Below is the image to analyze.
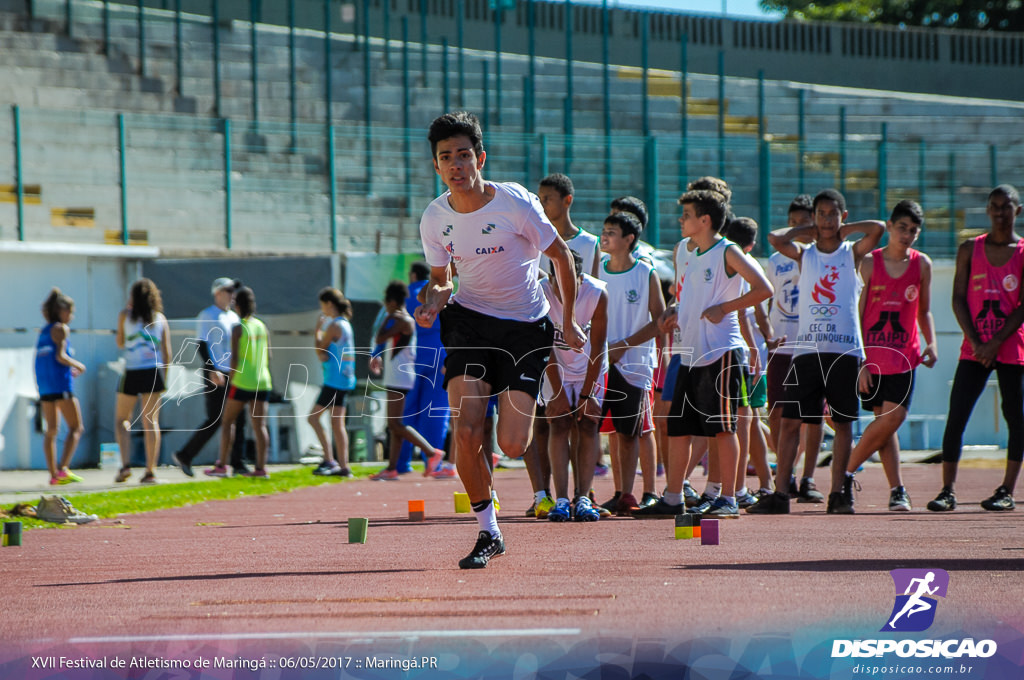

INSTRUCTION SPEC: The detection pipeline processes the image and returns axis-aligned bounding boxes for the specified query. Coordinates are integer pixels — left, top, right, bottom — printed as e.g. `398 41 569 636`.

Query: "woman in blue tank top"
34 288 87 486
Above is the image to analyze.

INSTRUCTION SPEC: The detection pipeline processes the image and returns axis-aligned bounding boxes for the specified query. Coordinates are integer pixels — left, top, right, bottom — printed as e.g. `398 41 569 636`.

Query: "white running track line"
69 628 583 644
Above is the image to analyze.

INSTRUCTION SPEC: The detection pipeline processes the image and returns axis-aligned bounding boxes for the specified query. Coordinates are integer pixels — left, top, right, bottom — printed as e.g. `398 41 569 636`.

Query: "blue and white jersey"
322 316 356 391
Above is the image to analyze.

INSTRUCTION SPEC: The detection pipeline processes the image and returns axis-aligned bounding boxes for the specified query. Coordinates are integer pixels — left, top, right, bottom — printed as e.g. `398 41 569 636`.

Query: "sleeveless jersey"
960 234 1024 365
599 257 658 389
232 317 272 392
767 251 801 355
542 273 607 382
539 226 600 278
792 241 864 360
675 238 747 367
35 323 73 395
123 313 167 370
322 316 357 391
862 249 922 375
382 322 417 390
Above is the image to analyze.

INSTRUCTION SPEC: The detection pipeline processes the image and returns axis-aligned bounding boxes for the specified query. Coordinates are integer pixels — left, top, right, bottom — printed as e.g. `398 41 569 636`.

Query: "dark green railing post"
797 89 806 193
175 0 183 95
364 0 372 194
403 18 413 216
645 135 660 247
213 0 222 118
102 0 110 55
878 122 888 217
679 31 688 190
65 0 72 38
990 144 998 187
563 98 573 175
442 37 450 112
759 139 771 253
948 152 956 250
642 14 649 138
457 0 465 107
224 118 232 250
917 141 926 248
839 107 847 195
329 124 338 252
482 59 489 129
325 0 333 124
717 50 725 179
565 0 574 139
523 78 531 177
494 6 502 126
527 0 535 132
288 0 296 150
383 0 391 68
541 133 549 178
602 0 611 192
13 106 24 241
137 0 146 76
250 0 259 126
420 0 428 86
118 114 129 245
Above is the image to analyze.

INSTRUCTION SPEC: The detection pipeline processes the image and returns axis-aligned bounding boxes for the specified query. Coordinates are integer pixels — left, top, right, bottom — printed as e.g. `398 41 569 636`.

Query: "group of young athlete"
412 111 1023 568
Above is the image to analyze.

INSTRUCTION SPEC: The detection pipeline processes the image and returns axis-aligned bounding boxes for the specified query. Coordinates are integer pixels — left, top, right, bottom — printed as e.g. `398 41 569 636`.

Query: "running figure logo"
881 568 950 632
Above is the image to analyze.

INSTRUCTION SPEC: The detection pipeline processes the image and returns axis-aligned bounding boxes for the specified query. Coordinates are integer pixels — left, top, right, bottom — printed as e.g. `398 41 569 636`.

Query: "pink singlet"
862 249 922 375
959 234 1024 366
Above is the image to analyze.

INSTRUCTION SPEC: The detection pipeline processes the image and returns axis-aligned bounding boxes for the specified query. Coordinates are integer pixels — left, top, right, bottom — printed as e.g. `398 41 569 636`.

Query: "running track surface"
2 462 1022 677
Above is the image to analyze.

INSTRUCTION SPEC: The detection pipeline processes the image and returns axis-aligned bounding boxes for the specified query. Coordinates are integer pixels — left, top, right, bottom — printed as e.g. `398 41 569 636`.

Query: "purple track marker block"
700 518 719 545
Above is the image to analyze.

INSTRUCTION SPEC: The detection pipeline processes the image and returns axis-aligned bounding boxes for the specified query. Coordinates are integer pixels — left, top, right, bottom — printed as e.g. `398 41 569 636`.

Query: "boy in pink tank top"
930 185 1024 513
846 200 938 512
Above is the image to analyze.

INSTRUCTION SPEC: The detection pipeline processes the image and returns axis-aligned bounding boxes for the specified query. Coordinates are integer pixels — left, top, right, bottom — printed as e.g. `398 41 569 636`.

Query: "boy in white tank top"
749 189 884 516
637 189 773 519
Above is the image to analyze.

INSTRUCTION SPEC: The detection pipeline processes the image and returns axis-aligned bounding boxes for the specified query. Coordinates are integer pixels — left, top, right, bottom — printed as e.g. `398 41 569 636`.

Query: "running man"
416 111 585 569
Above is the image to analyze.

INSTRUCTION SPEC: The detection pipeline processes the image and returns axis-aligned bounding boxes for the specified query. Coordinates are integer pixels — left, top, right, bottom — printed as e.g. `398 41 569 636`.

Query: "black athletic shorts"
228 385 269 403
119 367 166 396
439 302 554 399
667 349 743 437
780 352 861 424
860 370 915 412
315 385 351 409
39 391 74 402
601 364 649 437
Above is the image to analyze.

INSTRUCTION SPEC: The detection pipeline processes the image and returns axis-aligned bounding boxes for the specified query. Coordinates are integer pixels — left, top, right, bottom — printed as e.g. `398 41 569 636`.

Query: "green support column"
527 0 535 132
13 106 24 241
602 0 611 192
839 107 847 196
679 32 688 190
645 136 660 247
759 139 771 253
797 89 806 193
878 122 888 217
564 97 573 175
541 133 549 179
325 0 333 124
482 60 489 129
137 0 146 76
102 0 110 56
119 113 129 245
66 0 72 37
494 7 502 126
250 0 259 126
364 0 372 191
565 0 574 138
213 0 221 117
403 18 413 216
175 0 183 94
288 0 296 149
224 118 232 250
717 50 725 179
990 145 998 187
383 0 390 68
442 38 449 112
642 14 649 137
420 0 428 86
457 0 465 107
918 141 926 248
329 125 338 252
948 152 956 251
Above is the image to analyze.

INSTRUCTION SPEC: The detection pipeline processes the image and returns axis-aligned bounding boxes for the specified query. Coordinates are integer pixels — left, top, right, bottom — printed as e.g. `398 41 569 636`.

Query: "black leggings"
942 360 1024 463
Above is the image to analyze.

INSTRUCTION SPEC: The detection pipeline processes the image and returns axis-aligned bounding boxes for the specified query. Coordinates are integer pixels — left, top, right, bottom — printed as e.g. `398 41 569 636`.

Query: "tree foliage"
759 0 1024 31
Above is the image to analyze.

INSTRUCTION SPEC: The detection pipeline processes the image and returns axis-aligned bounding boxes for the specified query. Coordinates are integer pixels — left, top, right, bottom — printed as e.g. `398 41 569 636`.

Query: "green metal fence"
4 104 1018 258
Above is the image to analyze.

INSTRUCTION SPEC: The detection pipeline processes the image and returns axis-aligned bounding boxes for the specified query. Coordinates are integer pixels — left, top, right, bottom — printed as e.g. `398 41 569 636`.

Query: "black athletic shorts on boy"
601 364 649 437
315 385 351 409
859 370 915 411
667 349 744 437
780 352 861 424
439 302 554 399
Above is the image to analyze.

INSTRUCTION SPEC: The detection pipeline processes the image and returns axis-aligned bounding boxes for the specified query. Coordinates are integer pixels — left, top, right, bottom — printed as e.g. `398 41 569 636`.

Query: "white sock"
557 497 570 505
663 491 684 506
737 486 749 497
534 490 549 504
721 495 736 506
473 501 500 539
704 482 722 498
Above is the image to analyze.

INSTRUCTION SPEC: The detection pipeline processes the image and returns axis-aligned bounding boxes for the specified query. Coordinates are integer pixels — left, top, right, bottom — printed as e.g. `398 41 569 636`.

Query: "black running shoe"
926 487 957 512
172 452 193 478
827 491 854 514
599 492 622 513
686 493 716 515
639 492 660 508
458 531 506 569
683 483 701 507
842 474 861 510
746 491 790 514
797 477 825 504
980 486 1016 512
633 497 684 519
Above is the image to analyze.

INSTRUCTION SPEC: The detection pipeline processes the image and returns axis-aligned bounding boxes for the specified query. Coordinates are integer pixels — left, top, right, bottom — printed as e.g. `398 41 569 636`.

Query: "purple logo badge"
881 568 950 632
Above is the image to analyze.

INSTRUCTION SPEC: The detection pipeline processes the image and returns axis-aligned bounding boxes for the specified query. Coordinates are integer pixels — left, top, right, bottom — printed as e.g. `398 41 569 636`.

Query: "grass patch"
1 465 386 530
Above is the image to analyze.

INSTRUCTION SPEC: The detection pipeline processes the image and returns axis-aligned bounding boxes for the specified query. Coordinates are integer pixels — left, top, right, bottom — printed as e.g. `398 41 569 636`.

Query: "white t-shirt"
539 225 600 278
675 238 747 367
420 182 557 323
599 258 658 390
196 304 239 373
792 241 865 359
766 251 801 355
541 273 607 383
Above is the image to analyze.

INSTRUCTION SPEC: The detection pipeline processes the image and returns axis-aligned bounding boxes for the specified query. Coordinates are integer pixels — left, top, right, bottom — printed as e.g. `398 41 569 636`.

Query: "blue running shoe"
548 498 572 522
573 496 600 522
705 496 739 518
